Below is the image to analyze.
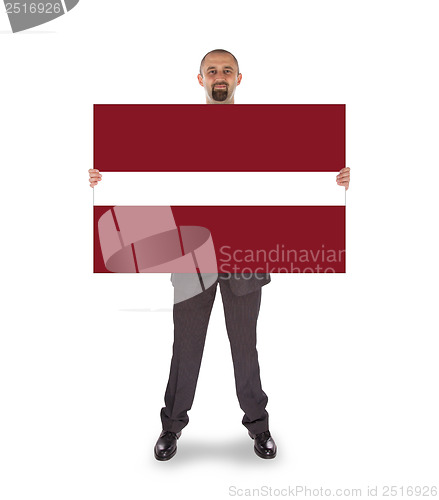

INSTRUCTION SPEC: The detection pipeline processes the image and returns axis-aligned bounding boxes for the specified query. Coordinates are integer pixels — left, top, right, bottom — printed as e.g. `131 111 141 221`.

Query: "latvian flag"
93 104 345 274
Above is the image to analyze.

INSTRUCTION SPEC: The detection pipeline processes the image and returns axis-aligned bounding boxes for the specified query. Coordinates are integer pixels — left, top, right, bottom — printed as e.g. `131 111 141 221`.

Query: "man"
89 49 351 461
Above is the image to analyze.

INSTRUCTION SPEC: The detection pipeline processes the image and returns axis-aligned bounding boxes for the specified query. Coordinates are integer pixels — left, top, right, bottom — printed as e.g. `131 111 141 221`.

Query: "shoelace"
256 431 271 441
162 431 178 439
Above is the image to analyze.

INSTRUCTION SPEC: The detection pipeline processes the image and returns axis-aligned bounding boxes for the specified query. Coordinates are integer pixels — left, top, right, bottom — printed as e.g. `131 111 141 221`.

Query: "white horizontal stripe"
93 172 345 206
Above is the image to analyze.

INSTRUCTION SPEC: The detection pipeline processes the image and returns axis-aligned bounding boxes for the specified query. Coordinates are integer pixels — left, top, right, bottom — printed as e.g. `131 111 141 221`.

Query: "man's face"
197 53 242 104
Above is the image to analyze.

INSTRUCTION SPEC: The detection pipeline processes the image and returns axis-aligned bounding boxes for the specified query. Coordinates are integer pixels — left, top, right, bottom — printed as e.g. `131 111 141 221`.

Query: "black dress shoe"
154 430 181 461
249 430 277 459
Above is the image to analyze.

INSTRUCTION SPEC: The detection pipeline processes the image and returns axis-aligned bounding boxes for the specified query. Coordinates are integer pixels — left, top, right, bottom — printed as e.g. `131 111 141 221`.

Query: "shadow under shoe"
154 430 182 461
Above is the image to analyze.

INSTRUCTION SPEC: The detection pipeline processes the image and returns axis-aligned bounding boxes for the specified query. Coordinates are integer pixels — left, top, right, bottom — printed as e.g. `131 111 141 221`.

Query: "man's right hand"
89 169 102 188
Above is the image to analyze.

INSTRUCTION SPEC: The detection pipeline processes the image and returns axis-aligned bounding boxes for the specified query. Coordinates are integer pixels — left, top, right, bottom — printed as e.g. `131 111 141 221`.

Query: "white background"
1 1 438 499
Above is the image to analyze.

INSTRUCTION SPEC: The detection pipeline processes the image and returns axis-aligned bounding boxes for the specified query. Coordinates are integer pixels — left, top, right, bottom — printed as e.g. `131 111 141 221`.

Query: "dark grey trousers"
160 275 269 435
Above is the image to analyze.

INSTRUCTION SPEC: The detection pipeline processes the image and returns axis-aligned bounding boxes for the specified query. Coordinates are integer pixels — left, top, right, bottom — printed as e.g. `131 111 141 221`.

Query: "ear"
237 73 242 86
197 74 204 87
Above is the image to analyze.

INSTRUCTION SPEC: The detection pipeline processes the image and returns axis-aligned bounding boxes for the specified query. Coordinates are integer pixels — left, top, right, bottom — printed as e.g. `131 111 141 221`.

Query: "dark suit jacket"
171 273 270 296
227 273 271 295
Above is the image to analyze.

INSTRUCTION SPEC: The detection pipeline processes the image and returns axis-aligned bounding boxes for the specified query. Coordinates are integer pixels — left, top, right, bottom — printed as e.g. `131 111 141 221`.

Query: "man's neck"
206 97 235 104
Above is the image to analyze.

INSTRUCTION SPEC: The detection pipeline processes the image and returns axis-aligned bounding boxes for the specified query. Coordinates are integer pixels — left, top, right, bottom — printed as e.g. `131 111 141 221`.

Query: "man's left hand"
336 167 350 190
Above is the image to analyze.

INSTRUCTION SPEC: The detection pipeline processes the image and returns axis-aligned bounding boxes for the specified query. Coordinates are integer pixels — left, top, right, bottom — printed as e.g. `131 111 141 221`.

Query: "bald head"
197 49 242 104
199 49 240 77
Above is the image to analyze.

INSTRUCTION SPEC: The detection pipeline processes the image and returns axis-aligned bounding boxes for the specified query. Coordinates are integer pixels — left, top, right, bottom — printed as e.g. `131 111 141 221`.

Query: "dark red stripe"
94 104 345 172
94 205 345 273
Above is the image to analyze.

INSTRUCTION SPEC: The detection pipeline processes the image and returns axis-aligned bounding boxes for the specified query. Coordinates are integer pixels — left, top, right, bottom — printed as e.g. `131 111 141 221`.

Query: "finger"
337 173 350 180
337 181 349 187
88 169 100 173
339 167 350 173
89 174 102 180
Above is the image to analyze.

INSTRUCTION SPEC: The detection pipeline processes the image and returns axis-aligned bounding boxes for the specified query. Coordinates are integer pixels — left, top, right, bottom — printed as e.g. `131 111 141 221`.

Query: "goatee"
212 88 228 102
